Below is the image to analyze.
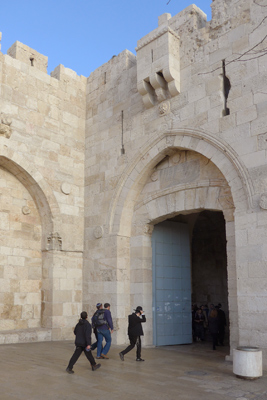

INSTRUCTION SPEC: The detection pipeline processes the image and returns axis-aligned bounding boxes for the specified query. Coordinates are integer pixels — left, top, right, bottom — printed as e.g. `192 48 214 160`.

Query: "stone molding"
107 129 254 235
134 179 228 211
136 26 180 51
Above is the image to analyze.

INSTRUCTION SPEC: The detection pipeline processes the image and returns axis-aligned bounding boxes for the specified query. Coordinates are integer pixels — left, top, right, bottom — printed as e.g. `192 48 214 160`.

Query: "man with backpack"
91 303 103 351
92 302 113 359
66 311 101 373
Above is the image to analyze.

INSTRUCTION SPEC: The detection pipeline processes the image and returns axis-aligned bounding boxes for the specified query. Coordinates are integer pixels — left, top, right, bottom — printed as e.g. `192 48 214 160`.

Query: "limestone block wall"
84 0 267 360
0 42 86 342
0 166 42 331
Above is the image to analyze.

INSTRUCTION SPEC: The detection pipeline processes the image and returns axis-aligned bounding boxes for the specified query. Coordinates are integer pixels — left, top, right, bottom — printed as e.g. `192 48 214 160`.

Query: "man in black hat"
66 311 101 373
119 306 146 362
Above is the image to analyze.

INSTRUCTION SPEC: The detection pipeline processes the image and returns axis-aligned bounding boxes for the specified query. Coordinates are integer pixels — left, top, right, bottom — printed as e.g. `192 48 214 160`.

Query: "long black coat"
74 319 92 347
128 313 146 337
208 316 219 335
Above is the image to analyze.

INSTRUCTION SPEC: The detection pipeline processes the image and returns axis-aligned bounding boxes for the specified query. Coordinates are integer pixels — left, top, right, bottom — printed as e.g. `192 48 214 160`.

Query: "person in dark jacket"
96 303 114 359
66 311 101 373
119 306 146 362
194 308 205 341
208 309 219 350
217 303 226 346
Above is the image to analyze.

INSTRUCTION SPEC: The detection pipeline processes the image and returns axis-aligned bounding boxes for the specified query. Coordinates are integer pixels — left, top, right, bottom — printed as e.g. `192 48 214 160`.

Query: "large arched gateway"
107 130 249 355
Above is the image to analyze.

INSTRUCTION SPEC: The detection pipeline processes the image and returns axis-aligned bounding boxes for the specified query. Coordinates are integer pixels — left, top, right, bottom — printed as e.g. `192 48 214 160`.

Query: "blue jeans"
97 329 111 357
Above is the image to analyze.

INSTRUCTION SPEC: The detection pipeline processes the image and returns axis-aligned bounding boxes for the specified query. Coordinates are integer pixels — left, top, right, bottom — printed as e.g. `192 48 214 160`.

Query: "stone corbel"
143 224 154 236
162 66 180 97
150 72 169 103
46 232 62 251
0 114 12 138
137 80 156 109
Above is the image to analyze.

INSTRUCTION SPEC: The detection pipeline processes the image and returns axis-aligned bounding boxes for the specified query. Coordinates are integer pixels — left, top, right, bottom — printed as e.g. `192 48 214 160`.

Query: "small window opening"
151 49 154 63
30 57 34 67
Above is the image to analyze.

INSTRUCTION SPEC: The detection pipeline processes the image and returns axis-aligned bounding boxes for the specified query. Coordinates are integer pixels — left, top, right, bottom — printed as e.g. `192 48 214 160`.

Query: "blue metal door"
152 220 192 346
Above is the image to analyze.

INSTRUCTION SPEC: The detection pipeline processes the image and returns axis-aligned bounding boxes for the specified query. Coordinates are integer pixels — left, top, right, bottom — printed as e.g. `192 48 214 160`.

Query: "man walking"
119 306 146 362
66 311 101 373
96 303 114 359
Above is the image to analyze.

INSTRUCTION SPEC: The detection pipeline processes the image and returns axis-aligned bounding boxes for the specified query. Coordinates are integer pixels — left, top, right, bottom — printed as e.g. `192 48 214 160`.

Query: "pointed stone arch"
108 129 253 236
0 145 60 243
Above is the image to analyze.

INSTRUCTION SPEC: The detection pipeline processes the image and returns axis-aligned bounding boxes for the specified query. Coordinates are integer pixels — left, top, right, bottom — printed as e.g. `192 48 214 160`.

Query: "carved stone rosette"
46 232 62 251
22 206 31 215
259 193 267 210
0 114 12 138
94 226 103 239
151 171 158 182
158 101 170 116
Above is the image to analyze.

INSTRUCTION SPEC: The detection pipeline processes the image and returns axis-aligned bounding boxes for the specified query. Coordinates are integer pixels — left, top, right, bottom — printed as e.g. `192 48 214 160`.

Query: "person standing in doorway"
217 303 226 346
119 306 146 362
96 302 114 359
66 311 101 373
208 309 219 350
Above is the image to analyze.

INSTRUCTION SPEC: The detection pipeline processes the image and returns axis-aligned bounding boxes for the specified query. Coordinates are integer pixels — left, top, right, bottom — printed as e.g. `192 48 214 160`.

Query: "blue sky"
0 0 211 77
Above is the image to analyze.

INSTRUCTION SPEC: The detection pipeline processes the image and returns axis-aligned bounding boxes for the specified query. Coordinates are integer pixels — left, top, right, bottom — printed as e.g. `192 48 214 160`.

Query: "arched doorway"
108 130 252 353
128 148 236 350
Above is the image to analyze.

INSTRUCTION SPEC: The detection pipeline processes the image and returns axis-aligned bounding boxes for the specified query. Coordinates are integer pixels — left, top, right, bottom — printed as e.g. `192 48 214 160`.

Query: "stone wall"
0 41 86 342
84 0 267 360
0 0 267 364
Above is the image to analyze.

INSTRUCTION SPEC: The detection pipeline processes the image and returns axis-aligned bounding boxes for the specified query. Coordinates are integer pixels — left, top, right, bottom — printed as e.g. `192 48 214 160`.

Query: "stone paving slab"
0 341 266 400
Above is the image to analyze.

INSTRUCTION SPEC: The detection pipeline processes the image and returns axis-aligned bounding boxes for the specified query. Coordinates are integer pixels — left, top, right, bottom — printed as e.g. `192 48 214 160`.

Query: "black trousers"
218 326 225 345
91 330 98 351
121 335 141 359
211 333 218 349
67 346 96 369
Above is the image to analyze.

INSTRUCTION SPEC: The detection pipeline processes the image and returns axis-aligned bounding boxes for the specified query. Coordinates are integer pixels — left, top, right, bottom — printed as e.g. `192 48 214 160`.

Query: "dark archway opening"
158 210 229 346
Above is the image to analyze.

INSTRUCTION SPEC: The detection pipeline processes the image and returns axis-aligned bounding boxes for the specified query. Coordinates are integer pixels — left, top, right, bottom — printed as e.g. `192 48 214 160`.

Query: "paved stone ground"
0 341 266 400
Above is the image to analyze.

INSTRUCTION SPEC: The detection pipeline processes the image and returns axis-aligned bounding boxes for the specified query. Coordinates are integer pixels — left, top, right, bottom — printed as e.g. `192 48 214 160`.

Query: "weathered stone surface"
0 0 267 367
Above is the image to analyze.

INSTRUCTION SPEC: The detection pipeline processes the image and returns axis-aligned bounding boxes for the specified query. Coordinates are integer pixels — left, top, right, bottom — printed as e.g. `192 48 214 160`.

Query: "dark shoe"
92 363 101 371
119 352 124 361
101 353 109 359
136 358 145 361
96 356 104 359
66 367 74 374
